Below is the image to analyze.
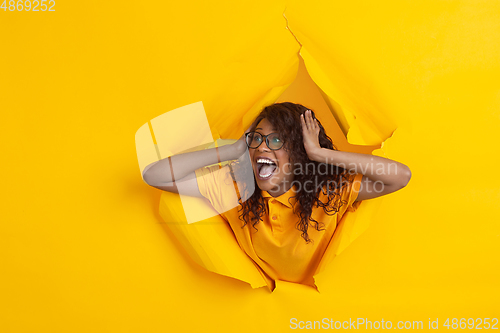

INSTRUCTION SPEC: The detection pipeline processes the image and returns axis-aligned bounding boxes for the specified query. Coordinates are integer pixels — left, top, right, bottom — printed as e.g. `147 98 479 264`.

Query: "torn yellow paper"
136 54 385 291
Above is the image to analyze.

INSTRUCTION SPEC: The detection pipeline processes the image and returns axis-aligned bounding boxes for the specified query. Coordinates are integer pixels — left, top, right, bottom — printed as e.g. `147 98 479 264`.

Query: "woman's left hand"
300 110 322 160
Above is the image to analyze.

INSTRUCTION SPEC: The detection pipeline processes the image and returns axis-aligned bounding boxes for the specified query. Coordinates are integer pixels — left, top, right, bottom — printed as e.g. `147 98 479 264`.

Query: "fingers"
244 121 254 134
301 112 309 131
301 110 318 131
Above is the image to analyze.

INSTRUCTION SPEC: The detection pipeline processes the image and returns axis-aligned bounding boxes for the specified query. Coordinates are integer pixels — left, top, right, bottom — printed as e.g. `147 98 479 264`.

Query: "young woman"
143 102 411 289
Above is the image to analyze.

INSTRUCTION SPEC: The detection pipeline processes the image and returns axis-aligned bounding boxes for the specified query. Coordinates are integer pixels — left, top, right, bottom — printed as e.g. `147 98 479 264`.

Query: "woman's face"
248 118 295 197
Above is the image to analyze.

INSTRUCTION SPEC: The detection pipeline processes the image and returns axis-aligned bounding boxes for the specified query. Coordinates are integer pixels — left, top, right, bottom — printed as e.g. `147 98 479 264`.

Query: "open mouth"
256 157 278 180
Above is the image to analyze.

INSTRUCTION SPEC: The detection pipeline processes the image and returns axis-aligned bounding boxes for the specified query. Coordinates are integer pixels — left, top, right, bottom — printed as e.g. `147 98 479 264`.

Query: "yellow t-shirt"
195 164 363 289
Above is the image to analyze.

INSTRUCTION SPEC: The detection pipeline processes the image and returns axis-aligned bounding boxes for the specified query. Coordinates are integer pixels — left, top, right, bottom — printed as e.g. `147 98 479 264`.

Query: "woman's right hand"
229 121 255 159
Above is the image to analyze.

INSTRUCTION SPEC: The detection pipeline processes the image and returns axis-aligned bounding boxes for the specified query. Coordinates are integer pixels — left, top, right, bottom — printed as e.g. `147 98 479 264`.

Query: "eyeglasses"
245 132 284 150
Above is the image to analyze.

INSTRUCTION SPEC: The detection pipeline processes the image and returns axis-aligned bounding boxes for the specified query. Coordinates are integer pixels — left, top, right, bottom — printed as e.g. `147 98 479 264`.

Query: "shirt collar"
261 185 299 208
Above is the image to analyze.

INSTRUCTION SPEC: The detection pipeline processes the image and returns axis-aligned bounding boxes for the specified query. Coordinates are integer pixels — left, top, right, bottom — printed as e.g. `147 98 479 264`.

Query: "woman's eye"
253 136 262 143
271 137 281 143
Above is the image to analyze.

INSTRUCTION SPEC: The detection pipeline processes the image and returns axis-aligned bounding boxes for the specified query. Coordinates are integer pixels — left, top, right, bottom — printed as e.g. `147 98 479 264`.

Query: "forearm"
142 144 241 185
310 148 411 186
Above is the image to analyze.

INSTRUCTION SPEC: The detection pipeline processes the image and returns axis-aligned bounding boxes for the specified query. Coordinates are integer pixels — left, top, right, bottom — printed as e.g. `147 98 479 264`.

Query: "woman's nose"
257 142 271 152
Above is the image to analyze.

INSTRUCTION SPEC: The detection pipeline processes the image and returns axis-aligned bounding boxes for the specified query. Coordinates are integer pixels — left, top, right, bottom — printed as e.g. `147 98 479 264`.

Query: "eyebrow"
255 128 279 133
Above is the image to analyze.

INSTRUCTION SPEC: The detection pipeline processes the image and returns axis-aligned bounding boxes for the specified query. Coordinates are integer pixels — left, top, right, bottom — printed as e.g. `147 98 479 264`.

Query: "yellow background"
1 0 499 332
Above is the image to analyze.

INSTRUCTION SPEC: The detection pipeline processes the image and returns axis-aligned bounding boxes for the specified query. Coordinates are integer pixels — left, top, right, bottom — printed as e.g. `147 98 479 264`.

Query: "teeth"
259 171 273 177
257 158 275 164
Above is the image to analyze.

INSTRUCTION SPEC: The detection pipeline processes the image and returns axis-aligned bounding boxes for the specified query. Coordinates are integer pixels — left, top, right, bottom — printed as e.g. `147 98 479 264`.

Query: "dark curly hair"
229 102 356 244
